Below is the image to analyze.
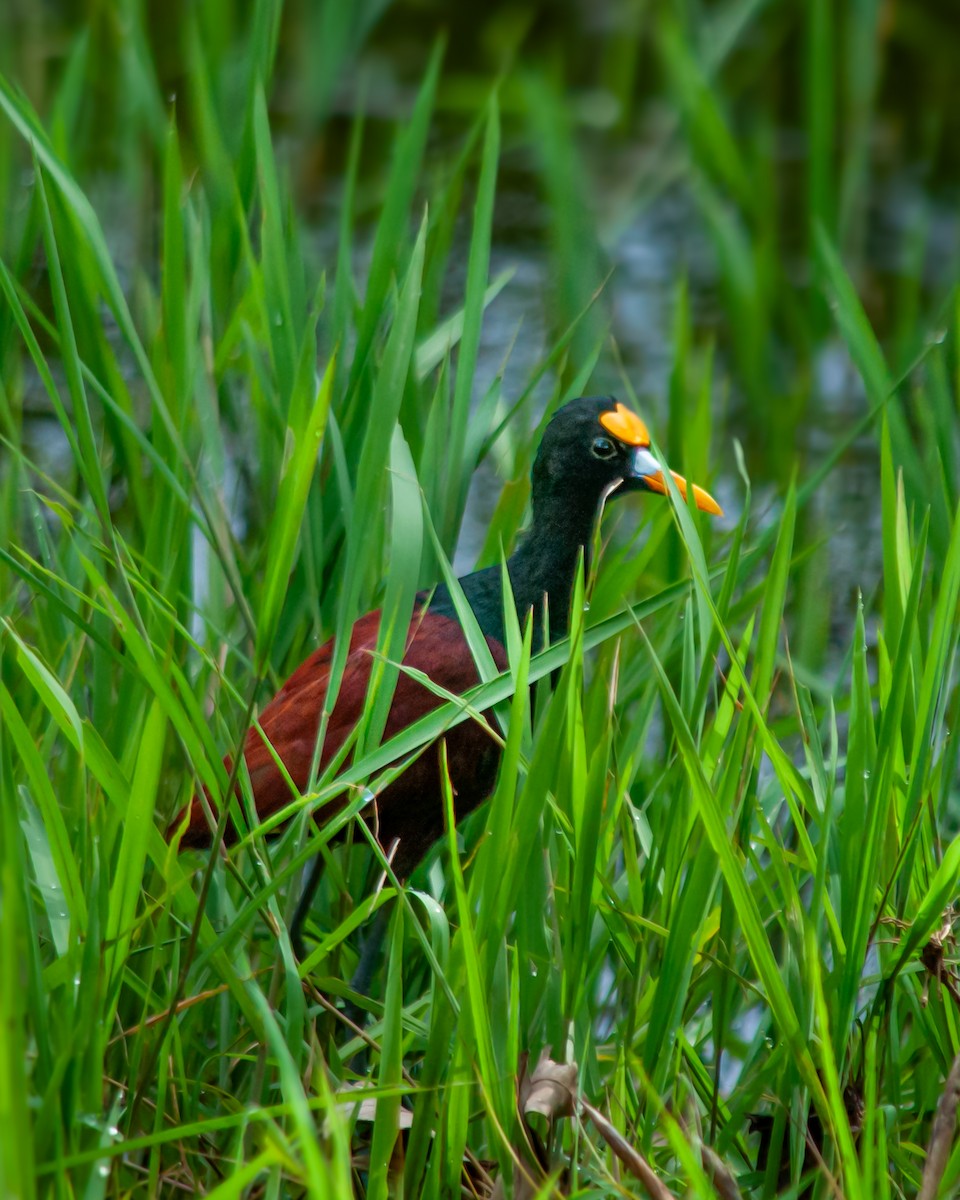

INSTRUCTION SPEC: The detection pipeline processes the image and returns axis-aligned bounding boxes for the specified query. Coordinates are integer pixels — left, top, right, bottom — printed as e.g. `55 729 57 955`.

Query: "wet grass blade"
256 354 335 665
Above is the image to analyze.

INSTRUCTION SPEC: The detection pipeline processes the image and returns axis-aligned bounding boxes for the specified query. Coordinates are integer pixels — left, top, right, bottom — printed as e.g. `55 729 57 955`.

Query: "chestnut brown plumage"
169 395 722 954
176 608 507 877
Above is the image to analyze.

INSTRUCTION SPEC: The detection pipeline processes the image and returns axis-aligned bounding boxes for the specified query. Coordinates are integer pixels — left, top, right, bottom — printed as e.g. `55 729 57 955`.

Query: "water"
10 1 960 678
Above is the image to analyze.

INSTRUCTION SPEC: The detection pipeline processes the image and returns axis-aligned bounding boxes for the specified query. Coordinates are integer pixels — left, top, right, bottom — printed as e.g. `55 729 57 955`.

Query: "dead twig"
918 1050 960 1200
581 1099 675 1200
699 1142 744 1200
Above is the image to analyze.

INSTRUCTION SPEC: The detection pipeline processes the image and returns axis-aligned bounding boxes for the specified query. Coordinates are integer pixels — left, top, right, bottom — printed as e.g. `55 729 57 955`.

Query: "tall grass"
1 2 959 1197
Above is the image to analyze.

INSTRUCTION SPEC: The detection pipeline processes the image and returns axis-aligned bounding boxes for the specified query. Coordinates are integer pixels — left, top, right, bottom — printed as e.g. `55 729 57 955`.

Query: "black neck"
507 484 603 645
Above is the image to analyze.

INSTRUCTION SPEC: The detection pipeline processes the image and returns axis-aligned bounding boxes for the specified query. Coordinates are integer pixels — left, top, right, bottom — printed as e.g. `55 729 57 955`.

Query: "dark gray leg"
292 850 391 1009
290 854 325 961
342 902 392 1071
345 903 391 1011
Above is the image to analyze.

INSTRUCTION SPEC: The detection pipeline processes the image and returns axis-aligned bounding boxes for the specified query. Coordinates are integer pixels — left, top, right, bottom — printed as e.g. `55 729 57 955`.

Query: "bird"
169 395 722 957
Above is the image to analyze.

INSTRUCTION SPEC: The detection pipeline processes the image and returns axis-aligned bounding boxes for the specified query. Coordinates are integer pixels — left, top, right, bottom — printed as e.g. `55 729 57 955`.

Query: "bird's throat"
508 490 603 647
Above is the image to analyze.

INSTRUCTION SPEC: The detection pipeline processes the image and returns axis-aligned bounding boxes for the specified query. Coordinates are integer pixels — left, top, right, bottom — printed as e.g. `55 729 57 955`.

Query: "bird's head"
533 395 723 516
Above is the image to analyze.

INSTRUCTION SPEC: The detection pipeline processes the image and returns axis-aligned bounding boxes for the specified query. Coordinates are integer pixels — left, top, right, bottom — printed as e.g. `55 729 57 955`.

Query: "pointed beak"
628 447 723 516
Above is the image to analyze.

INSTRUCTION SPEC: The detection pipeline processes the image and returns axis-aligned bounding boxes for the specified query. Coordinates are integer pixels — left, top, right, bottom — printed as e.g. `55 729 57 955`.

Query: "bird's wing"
171 609 506 848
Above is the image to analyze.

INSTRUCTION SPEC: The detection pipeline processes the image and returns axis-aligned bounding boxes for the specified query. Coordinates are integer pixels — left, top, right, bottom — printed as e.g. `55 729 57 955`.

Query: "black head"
531 395 723 517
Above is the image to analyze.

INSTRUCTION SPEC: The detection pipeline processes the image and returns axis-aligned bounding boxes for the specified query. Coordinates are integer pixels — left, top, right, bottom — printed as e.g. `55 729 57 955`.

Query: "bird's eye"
591 436 617 460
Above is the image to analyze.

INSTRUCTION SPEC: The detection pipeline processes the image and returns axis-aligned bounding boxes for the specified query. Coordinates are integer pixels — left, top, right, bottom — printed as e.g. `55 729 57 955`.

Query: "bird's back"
172 605 508 866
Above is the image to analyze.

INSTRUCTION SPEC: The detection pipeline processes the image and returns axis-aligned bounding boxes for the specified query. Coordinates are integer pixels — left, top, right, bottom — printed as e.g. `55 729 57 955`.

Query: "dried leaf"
519 1048 578 1121
336 1085 414 1127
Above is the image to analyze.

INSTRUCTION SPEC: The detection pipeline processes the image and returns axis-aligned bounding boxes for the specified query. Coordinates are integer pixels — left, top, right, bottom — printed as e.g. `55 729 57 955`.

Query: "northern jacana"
169 395 722 956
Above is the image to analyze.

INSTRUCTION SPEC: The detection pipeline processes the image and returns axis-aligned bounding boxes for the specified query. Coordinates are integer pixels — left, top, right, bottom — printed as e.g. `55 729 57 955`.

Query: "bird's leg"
345 902 391 1016
290 853 326 961
341 901 392 1072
